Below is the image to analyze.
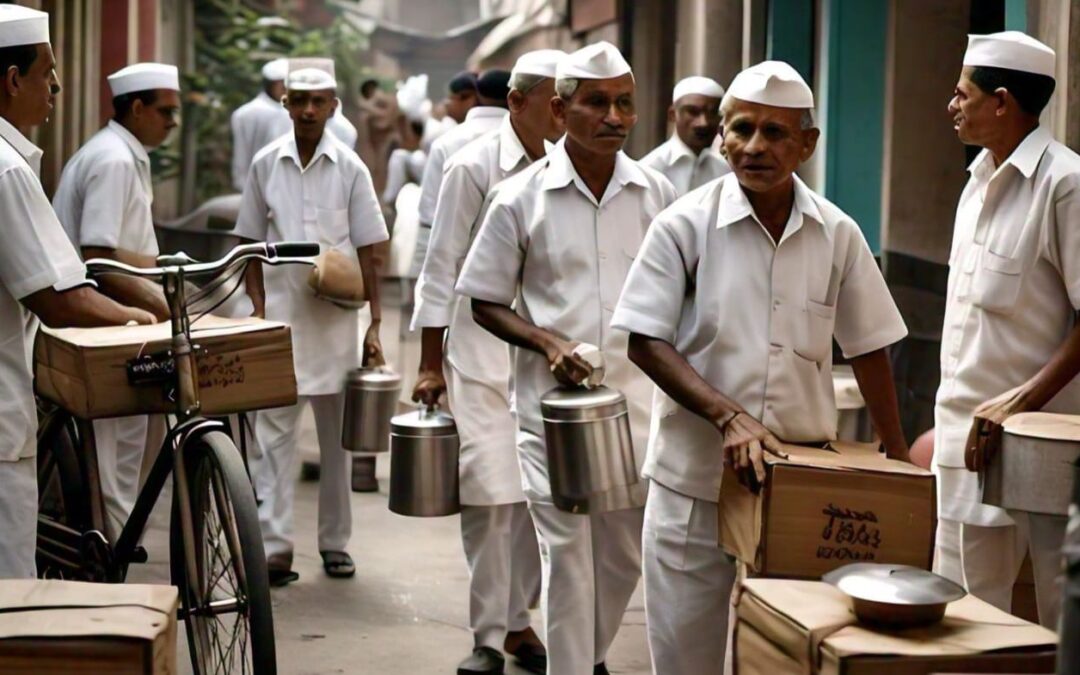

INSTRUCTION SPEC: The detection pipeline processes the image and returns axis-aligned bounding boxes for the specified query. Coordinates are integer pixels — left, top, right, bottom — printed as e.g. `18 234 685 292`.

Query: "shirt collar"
278 129 338 170
498 115 529 173
540 137 650 205
716 173 824 241
668 133 697 162
0 115 43 176
968 125 1052 182
106 120 151 166
465 106 510 123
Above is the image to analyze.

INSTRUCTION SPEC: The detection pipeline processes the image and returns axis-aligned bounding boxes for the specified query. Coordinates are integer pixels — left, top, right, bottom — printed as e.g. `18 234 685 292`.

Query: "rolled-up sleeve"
833 222 908 358
348 162 389 249
611 213 689 344
455 196 523 307
1047 177 1080 310
413 161 485 329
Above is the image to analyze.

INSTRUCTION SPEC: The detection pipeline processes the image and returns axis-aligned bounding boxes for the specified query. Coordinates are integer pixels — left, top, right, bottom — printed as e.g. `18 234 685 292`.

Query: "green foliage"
185 0 371 203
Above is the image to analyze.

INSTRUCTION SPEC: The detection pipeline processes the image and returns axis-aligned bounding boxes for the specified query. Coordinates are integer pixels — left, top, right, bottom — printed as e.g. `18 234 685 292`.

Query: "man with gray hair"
613 60 909 675
411 49 565 675
457 41 676 675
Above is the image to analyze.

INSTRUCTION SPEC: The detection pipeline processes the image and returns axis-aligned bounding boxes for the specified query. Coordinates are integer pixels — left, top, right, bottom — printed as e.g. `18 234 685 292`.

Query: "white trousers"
461 502 542 649
529 500 643 675
936 514 1067 627
642 482 737 675
93 416 148 540
0 457 37 578
253 394 351 557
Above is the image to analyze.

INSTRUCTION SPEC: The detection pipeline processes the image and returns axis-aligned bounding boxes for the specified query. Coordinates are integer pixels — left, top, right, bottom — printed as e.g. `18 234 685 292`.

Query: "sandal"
267 552 299 587
320 550 356 578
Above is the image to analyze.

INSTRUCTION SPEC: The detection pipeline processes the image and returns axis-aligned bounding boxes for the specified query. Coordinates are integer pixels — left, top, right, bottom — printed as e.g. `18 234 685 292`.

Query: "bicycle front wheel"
170 430 275 674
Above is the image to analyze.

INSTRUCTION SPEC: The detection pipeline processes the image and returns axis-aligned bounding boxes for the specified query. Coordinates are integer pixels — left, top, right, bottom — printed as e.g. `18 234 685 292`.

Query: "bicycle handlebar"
84 241 319 281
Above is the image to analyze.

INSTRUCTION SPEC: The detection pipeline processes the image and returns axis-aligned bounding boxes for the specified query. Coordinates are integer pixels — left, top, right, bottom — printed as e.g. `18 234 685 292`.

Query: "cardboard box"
35 315 297 419
734 579 1057 675
983 412 1080 516
718 441 936 578
0 580 178 674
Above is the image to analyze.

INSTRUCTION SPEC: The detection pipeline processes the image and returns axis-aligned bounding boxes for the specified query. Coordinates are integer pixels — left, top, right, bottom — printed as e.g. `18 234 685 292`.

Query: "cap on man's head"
673 76 725 103
963 31 1055 78
448 71 478 95
108 63 180 97
477 69 511 102
0 5 48 49
287 58 336 91
724 61 813 109
556 41 632 81
261 58 289 82
511 49 566 80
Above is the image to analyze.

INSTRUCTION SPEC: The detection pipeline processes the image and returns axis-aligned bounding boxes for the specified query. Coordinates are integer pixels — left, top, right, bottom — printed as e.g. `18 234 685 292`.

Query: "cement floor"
127 287 653 674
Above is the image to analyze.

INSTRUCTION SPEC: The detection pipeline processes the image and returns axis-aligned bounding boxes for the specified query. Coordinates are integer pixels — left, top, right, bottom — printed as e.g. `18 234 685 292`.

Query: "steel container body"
388 407 460 517
342 368 402 453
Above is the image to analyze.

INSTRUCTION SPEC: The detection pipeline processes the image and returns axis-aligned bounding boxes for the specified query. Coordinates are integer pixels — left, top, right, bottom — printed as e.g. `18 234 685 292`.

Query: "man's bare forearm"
82 246 159 269
1016 318 1080 411
849 347 908 459
357 245 381 323
627 333 743 425
23 286 154 328
471 298 561 360
419 326 446 372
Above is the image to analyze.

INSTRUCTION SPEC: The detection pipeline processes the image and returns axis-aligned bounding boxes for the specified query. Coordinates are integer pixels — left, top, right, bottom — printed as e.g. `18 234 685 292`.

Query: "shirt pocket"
794 299 836 365
314 207 352 253
972 250 1023 315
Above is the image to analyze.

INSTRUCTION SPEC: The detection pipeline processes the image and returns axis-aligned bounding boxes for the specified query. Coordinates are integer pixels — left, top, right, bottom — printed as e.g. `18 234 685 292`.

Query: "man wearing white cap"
411 48 566 675
409 69 512 278
640 75 729 195
231 58 290 192
457 41 676 675
0 5 155 577
52 61 182 537
936 31 1078 627
613 60 908 674
237 57 388 585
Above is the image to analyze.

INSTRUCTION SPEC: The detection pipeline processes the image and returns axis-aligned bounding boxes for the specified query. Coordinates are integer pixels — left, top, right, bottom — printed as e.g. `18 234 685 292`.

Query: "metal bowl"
822 563 967 628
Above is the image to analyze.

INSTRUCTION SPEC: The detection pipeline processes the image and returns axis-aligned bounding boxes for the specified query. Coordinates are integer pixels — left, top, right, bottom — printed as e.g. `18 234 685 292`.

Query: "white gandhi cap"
724 60 813 108
556 41 631 81
511 49 566 80
963 31 1055 78
0 5 49 49
108 63 180 97
287 58 336 91
672 76 725 102
261 58 289 82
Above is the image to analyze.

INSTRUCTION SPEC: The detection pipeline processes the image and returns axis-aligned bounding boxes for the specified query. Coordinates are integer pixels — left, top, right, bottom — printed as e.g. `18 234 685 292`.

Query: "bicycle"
35 241 320 675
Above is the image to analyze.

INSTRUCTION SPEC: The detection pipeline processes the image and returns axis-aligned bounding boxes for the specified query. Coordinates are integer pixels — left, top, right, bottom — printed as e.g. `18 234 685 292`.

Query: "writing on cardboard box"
817 503 882 562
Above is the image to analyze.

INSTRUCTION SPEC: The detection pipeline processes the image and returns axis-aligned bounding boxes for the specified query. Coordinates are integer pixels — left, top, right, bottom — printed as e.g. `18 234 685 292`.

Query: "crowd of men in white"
0 3 1076 674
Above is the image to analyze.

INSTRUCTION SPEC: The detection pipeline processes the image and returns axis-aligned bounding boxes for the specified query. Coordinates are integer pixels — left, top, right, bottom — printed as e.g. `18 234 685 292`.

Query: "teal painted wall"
767 0 814 82
1005 0 1027 31
824 0 887 252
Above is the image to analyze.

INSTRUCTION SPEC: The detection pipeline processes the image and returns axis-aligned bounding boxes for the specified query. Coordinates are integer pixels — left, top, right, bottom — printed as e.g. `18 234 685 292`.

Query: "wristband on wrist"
715 410 739 432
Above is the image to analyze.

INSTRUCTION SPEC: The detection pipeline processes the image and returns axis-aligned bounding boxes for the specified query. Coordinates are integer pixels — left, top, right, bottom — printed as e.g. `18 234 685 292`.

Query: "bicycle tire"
37 414 90 530
170 430 276 675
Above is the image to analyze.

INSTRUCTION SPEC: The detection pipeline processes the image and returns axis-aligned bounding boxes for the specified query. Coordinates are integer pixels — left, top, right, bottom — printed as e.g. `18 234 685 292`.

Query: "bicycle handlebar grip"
270 241 320 258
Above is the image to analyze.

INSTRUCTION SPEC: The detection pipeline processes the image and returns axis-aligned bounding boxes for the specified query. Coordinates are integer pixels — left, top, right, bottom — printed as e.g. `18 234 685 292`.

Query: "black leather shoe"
594 663 610 675
351 456 379 492
457 647 505 675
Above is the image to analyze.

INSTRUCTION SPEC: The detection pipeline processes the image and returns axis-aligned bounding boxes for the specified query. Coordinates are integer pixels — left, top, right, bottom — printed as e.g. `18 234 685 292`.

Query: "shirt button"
599 252 607 261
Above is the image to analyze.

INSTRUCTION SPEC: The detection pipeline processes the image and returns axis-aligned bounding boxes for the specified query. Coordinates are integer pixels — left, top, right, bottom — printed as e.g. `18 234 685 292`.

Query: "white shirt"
230 92 291 192
234 130 388 395
53 121 158 258
640 134 730 196
327 108 358 150
935 126 1080 526
0 116 88 461
417 106 509 226
456 138 677 501
612 175 907 502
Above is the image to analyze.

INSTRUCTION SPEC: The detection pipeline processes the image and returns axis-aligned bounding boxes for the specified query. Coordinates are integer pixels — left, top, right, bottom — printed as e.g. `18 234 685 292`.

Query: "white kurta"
234 130 388 396
0 116 89 577
612 175 907 502
52 120 162 539
639 134 730 196
410 106 508 276
457 137 677 503
231 92 291 193
935 126 1080 527
413 116 532 506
